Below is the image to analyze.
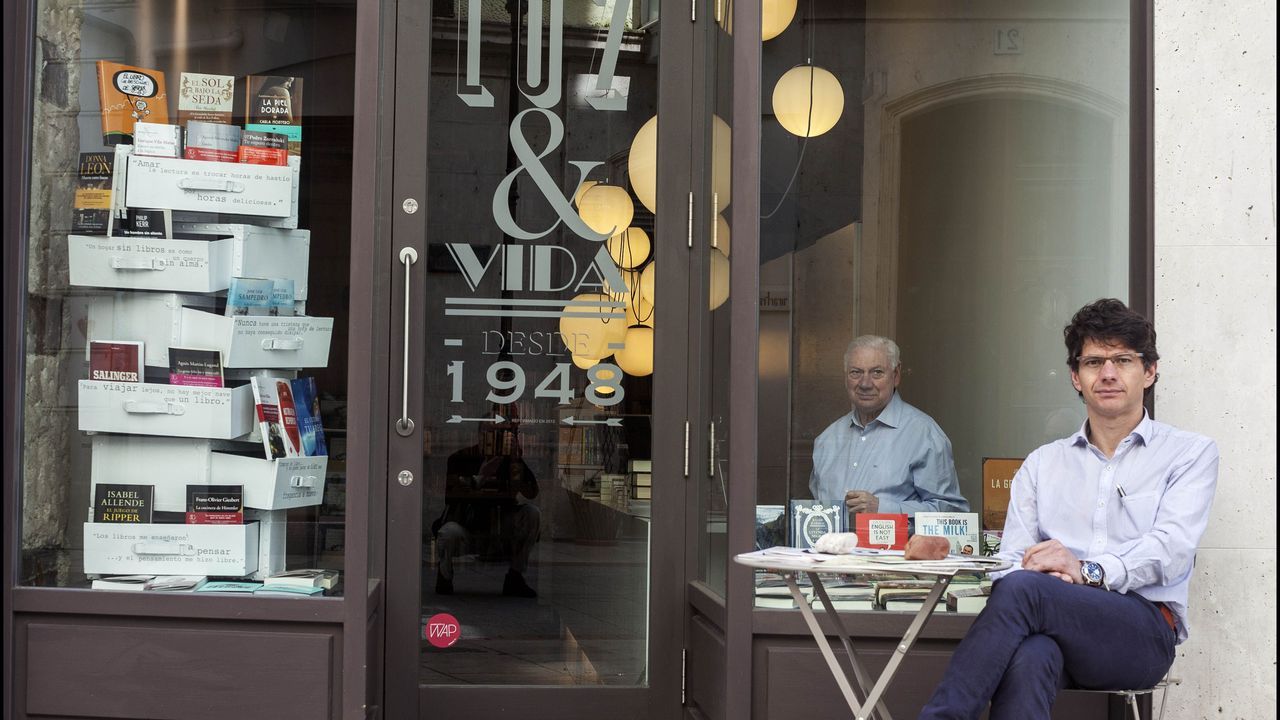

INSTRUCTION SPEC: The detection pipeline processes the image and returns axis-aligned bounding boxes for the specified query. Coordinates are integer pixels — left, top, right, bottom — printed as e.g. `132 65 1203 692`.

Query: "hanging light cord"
761 0 817 220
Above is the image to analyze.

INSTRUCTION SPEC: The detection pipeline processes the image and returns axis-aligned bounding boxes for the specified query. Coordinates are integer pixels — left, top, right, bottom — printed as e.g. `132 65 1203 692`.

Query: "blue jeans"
919 570 1176 720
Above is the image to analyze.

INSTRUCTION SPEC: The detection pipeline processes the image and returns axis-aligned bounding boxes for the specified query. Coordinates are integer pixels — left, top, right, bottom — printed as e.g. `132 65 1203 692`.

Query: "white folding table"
735 548 1011 720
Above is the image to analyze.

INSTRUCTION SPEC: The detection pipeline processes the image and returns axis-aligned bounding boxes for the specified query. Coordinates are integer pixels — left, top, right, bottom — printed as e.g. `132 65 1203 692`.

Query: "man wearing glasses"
919 299 1219 719
810 335 968 524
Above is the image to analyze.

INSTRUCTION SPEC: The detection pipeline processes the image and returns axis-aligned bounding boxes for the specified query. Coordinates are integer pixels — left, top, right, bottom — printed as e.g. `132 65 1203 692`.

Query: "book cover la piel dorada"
245 75 303 155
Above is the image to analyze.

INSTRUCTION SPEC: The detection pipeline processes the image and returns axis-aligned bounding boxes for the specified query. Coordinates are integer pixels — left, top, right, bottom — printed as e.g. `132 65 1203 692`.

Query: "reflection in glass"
419 0 658 686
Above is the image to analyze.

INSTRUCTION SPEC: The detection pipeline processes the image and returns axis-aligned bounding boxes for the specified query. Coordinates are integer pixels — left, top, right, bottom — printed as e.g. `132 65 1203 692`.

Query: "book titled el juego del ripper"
88 340 144 382
93 483 154 523
185 484 243 524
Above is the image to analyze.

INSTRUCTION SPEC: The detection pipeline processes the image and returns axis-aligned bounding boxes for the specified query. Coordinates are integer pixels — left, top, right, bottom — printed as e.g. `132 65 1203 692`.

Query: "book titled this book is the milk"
914 512 981 556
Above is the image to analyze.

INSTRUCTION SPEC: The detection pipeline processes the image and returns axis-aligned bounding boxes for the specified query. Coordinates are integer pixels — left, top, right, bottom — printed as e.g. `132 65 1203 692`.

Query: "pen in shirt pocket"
1116 485 1127 497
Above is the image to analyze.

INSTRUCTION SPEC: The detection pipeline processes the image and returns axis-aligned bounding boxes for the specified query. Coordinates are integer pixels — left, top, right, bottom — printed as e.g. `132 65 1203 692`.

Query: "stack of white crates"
72 145 330 581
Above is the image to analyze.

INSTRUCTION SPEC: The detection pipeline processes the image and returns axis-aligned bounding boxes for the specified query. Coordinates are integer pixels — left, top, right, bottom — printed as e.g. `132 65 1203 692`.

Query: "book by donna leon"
88 340 143 383
96 61 169 146
93 483 154 523
71 152 114 234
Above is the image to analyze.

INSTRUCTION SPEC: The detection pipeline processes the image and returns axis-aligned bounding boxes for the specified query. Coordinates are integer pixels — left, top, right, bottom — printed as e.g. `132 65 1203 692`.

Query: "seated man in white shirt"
919 298 1219 720
810 335 968 524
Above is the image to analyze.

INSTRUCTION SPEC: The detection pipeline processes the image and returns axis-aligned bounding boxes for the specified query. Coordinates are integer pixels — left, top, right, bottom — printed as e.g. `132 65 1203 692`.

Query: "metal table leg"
808 572 894 720
785 572 869 718
858 576 952 716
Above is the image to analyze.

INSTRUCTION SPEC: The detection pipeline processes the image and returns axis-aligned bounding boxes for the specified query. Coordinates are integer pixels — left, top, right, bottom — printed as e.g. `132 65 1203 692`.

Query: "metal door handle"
396 247 418 436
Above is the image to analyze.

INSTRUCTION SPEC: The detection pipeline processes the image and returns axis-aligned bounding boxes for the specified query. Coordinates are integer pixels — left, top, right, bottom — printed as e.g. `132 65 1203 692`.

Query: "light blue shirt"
809 393 968 515
993 412 1219 644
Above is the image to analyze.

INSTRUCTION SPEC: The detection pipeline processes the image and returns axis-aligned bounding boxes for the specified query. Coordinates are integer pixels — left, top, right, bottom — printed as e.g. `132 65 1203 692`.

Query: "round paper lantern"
615 325 655 377
719 0 797 41
627 294 654 327
712 115 732 211
590 363 618 397
762 0 798 41
559 293 626 362
572 180 598 207
628 115 659 214
579 184 634 237
709 248 730 310
572 352 603 370
607 227 651 269
639 262 656 304
713 213 731 256
772 65 844 138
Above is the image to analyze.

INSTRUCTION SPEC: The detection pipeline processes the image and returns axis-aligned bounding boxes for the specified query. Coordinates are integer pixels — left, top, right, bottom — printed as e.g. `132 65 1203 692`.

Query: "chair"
1077 669 1180 720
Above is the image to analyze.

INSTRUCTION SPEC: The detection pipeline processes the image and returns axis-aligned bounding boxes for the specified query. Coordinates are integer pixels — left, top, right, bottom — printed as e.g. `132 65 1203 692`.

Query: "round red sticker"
425 613 461 648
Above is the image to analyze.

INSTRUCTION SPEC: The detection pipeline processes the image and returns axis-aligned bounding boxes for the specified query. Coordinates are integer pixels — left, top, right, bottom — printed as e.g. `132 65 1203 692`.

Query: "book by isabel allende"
96 61 169 146
168 347 224 388
88 340 143 383
245 75 303 155
854 512 909 550
176 72 235 126
71 152 114 234
185 484 243 524
93 483 154 523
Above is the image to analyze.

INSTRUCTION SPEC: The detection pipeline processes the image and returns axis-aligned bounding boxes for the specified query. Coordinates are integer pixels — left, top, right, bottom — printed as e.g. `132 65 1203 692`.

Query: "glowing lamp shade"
627 294 654 327
628 115 659 214
572 180 598 207
718 0 798 42
615 325 655 377
607 227 651 270
762 0 798 40
712 115 732 211
579 184 634 237
772 65 844 138
559 293 626 362
639 262 656 304
709 248 730 310
713 213 731 256
572 352 603 370
591 365 618 397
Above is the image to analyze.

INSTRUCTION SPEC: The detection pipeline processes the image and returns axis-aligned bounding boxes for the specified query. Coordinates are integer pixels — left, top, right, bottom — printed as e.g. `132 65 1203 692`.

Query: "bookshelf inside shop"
71 61 344 597
557 401 651 544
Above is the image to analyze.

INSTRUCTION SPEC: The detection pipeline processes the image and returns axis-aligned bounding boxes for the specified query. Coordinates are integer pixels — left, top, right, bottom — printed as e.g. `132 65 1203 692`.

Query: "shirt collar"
849 392 904 430
1071 409 1154 447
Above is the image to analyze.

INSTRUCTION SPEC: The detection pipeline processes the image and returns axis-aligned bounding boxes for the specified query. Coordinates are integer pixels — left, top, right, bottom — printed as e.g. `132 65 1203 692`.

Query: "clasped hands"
901 535 1084 584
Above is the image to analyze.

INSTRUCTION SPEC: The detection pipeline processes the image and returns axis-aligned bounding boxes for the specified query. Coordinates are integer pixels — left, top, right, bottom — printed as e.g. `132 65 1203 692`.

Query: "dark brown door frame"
380 2 696 717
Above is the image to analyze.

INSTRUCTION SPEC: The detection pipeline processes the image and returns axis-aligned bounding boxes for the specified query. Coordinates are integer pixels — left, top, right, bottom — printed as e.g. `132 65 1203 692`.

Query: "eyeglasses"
1076 352 1144 371
847 368 889 381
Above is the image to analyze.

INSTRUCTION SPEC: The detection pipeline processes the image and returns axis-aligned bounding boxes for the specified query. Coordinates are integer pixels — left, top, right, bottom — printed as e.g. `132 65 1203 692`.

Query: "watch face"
1082 562 1103 584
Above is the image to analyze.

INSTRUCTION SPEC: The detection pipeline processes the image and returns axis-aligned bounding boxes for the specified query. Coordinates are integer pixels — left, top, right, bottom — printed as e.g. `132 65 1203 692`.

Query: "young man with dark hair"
918 299 1219 720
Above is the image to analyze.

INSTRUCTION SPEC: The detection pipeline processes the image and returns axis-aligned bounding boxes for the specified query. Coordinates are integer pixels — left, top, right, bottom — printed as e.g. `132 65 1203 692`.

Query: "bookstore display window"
753 1 1134 612
19 1 356 596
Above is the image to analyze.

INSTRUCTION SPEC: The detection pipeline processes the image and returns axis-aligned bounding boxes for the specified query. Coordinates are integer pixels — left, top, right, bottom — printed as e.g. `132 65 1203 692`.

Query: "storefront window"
754 0 1132 611
418 0 659 686
20 1 355 595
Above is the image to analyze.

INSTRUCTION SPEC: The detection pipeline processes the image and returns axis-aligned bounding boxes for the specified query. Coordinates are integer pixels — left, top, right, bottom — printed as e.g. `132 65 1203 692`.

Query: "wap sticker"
425 613 461 648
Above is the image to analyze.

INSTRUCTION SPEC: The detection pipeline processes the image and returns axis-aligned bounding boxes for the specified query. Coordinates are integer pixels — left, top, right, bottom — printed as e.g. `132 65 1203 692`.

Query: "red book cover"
184 146 238 162
185 485 243 524
275 379 303 457
855 513 909 550
88 340 144 382
237 129 288 166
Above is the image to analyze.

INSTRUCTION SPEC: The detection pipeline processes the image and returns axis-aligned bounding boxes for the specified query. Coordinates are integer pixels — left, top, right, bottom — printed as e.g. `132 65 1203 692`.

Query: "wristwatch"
1080 560 1106 588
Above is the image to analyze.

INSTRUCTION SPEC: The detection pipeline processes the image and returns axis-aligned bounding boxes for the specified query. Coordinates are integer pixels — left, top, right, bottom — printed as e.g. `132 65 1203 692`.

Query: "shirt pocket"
1117 491 1161 536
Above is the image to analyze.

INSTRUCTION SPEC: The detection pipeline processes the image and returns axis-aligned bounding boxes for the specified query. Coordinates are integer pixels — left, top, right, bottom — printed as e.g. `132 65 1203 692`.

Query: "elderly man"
810 335 968 522
919 299 1219 719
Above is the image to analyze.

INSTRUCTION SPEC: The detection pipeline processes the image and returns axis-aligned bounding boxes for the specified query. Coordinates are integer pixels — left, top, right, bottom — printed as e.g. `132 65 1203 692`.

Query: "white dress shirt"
994 411 1219 643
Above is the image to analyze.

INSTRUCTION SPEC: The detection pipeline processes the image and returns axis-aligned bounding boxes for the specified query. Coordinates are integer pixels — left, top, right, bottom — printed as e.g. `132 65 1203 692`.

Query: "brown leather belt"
1154 602 1176 633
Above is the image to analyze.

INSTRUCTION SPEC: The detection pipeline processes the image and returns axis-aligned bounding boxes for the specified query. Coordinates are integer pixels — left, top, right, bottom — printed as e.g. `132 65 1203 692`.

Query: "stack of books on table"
91 574 207 592
873 580 942 611
629 459 651 500
754 571 810 609
945 585 992 613
256 568 340 596
811 581 876 611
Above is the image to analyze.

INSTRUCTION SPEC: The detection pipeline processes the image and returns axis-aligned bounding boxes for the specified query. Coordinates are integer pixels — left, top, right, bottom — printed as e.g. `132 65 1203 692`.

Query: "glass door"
386 1 691 716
